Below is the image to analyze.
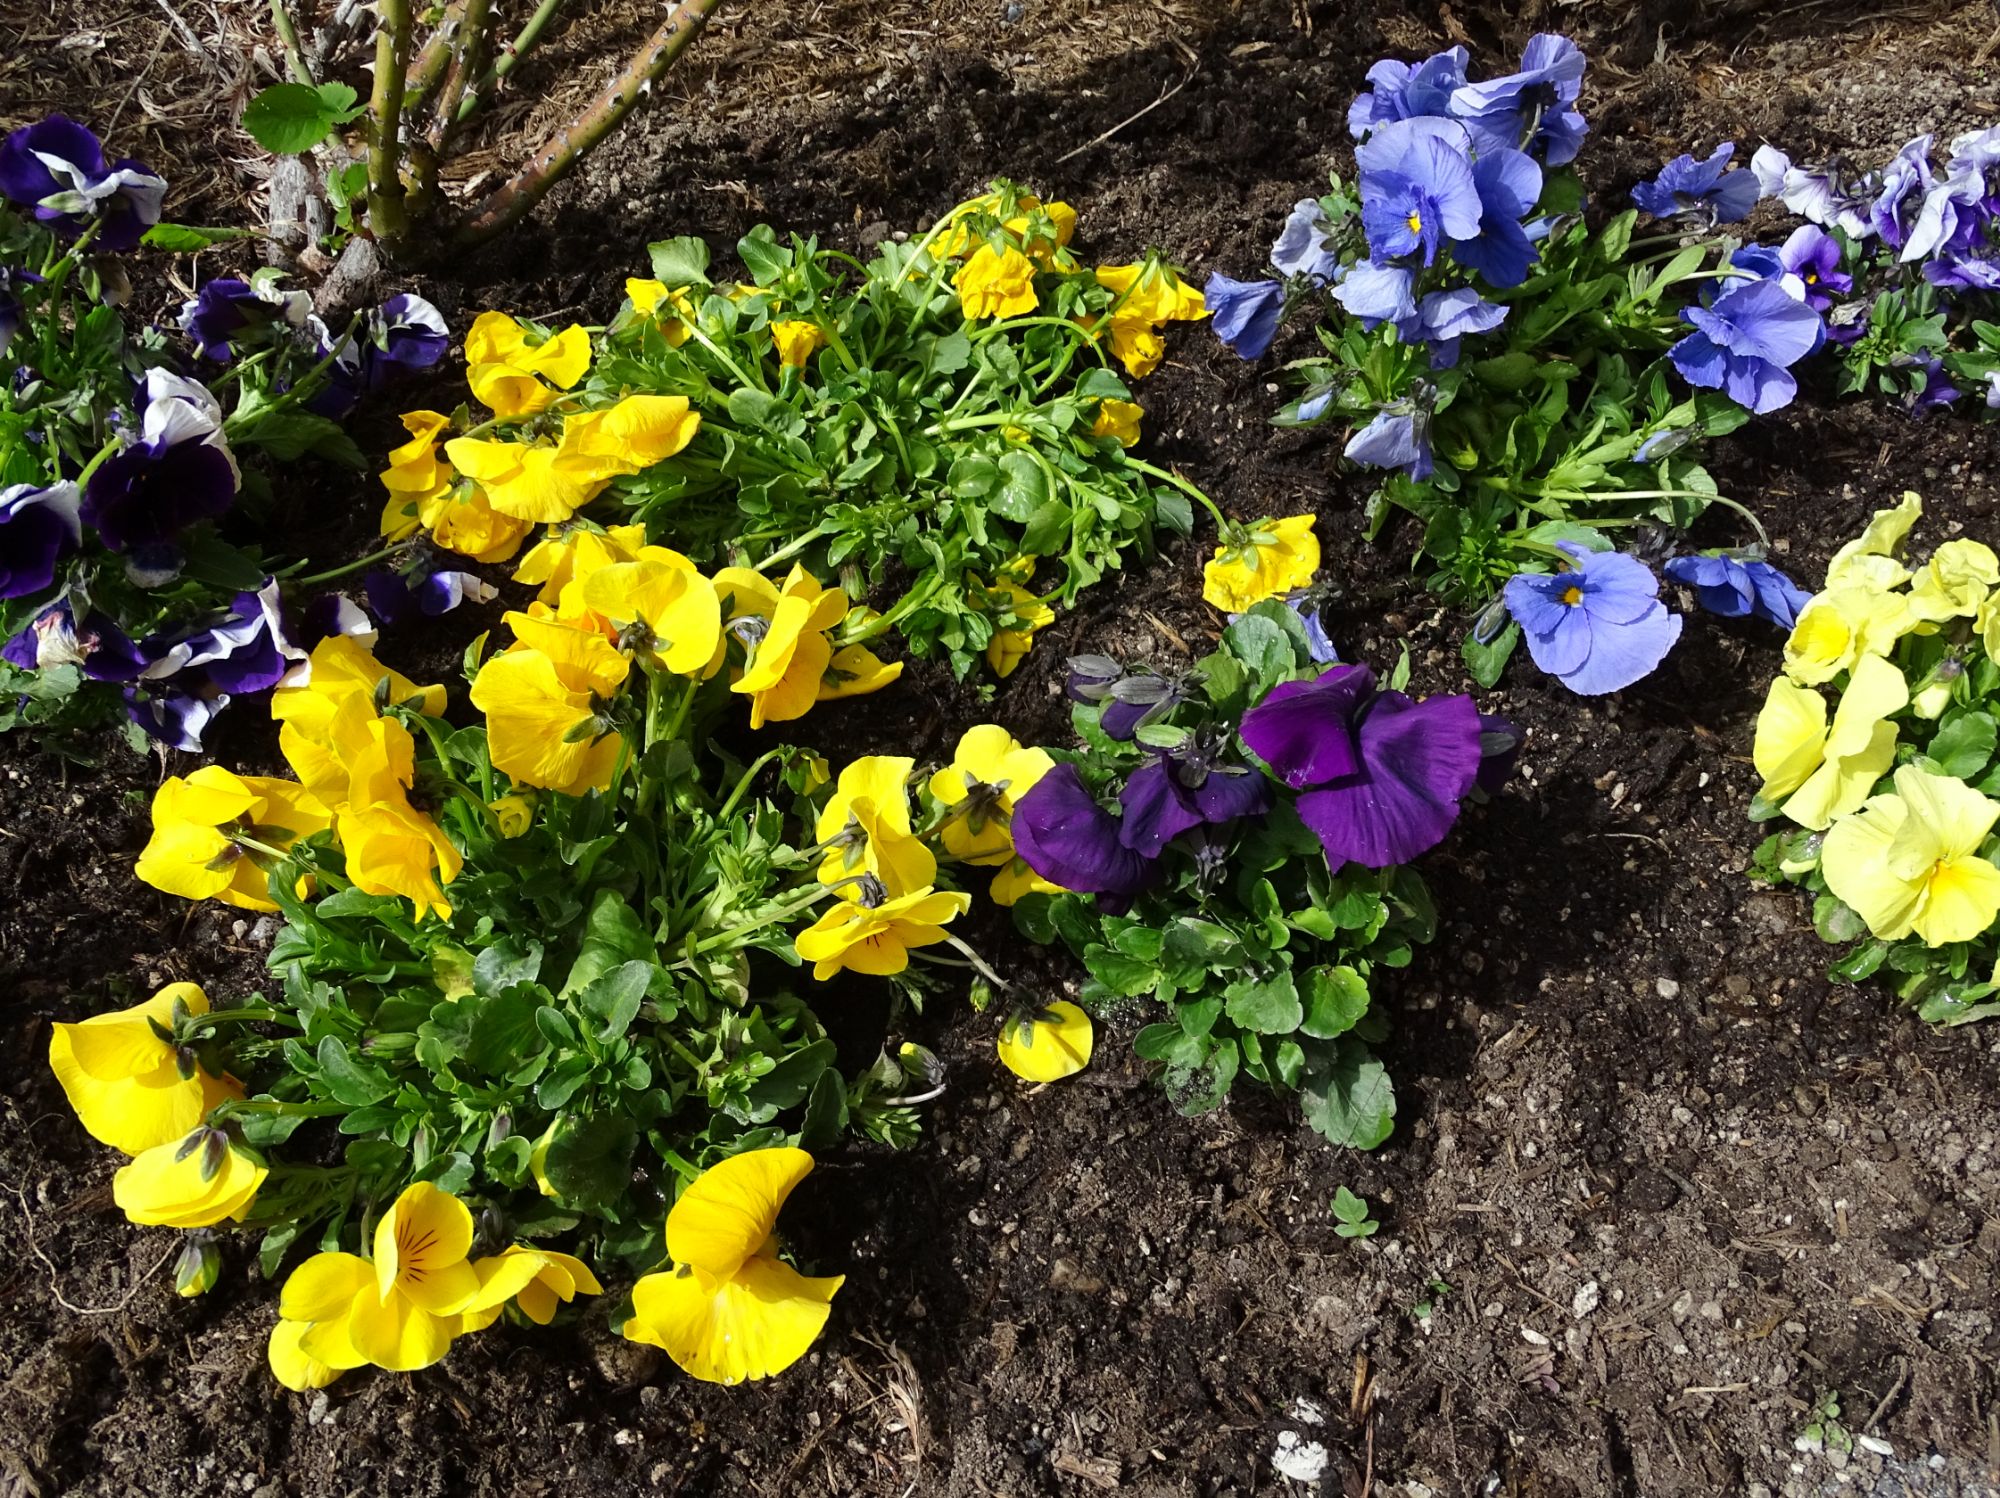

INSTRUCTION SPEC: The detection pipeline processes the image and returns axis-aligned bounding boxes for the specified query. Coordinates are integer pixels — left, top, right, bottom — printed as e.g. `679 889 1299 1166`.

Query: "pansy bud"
1471 595 1512 646
1064 654 1124 704
175 1235 221 1297
897 1042 945 1088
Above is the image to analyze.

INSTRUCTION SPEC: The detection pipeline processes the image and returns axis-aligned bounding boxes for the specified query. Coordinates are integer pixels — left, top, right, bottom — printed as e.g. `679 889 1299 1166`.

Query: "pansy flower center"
1405 211 1423 235
1560 585 1584 607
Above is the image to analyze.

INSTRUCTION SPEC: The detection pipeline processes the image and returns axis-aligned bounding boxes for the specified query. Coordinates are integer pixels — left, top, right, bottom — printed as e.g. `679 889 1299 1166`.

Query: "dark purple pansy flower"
1452 148 1543 289
297 592 378 651
1270 199 1340 285
312 293 451 414
1905 356 1961 414
1348 46 1468 138
0 481 82 598
124 684 224 752
178 276 312 362
1668 276 1822 414
1777 226 1849 312
1356 118 1483 268
1631 143 1758 225
143 580 303 696
1663 553 1809 630
1240 663 1484 869
0 115 166 251
1116 733 1272 857
1925 253 2000 292
1869 135 1935 249
1449 34 1588 166
0 265 42 357
81 371 239 554
1206 274 1285 360
1502 544 1681 695
1099 671 1187 741
3 599 146 679
362 567 497 626
1011 764 1158 900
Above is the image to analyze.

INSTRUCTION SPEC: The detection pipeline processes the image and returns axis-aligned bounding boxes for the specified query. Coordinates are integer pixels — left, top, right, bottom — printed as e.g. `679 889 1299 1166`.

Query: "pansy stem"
289 539 405 587
1121 456 1231 534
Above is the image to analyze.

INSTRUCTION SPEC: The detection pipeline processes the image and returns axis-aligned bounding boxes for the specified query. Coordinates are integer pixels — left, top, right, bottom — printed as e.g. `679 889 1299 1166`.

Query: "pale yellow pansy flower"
1821 764 2000 947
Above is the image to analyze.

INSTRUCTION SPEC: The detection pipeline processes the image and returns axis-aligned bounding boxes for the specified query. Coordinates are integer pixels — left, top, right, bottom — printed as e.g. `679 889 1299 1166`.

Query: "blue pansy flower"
1503 544 1681 695
1206 274 1285 359
1631 143 1758 225
1778 226 1850 311
1347 46 1469 139
1344 387 1435 480
1902 167 1988 264
1331 259 1417 327
1355 118 1483 267
1668 276 1822 414
1663 553 1810 630
1398 287 1506 368
1449 34 1588 165
1452 148 1543 288
1270 198 1341 284
1868 135 1935 249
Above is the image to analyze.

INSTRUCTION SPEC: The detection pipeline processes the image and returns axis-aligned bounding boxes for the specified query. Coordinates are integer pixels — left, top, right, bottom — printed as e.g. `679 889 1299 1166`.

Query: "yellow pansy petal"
344 1288 457 1372
998 1000 1094 1082
1892 762 2000 863
373 1181 477 1302
1821 794 1921 940
771 320 826 369
1914 856 2000 945
1825 490 1921 588
279 1251 376 1324
627 1256 842 1385
268 1319 343 1391
665 1147 816 1279
113 1135 266 1228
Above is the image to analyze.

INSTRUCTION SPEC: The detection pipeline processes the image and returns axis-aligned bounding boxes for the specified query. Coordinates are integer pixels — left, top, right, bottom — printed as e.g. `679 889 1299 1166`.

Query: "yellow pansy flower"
1095 261 1208 326
512 521 648 607
815 756 934 898
818 640 904 702
623 1148 844 1385
330 708 462 920
988 856 1067 907
464 311 591 420
955 243 1039 320
1202 514 1320 613
487 793 536 838
927 724 1054 865
1908 539 1999 623
1091 398 1142 447
559 393 703 475
48 983 243 1156
997 1000 1094 1082
1782 585 1916 686
471 612 631 796
419 482 535 564
460 1246 603 1330
715 565 849 729
625 277 696 345
274 637 446 812
135 766 329 912
113 1129 267 1227
794 884 972 980
1821 764 2000 947
1753 654 1906 830
278 1183 510 1376
442 439 603 526
1824 490 1921 590
977 573 1055 679
378 410 453 541
771 319 827 369
268 1319 342 1392
579 545 723 677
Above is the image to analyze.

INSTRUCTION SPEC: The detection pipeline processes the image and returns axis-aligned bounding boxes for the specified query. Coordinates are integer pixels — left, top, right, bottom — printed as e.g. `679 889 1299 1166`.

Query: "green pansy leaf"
1224 970 1303 1035
1929 710 1996 780
647 235 713 286
1462 621 1519 689
1299 1040 1396 1149
541 1114 638 1210
1301 964 1371 1040
577 960 652 1042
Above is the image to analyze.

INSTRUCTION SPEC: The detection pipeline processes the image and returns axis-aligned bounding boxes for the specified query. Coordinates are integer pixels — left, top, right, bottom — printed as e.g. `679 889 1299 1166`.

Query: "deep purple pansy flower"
142 580 304 696
1356 118 1483 267
1475 714 1522 797
1011 764 1158 902
1668 276 1822 415
1206 274 1286 360
1270 198 1341 285
297 592 378 652
2 599 147 679
312 293 452 415
1503 544 1681 695
0 265 42 357
179 276 312 362
125 684 225 752
1239 663 1484 869
1663 553 1809 630
0 481 82 598
1905 357 1961 414
363 567 497 626
1116 731 1272 858
1453 148 1544 289
1348 46 1468 138
81 370 239 555
1449 34 1588 166
1777 226 1849 312
0 115 166 251
1098 671 1188 741
1630 143 1758 225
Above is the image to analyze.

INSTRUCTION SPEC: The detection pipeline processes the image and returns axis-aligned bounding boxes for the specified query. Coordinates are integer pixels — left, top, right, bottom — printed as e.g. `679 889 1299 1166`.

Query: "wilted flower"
178 276 312 361
363 566 497 625
1630 143 1758 224
1201 514 1318 613
1868 135 1935 249
1348 46 1468 138
1239 663 1484 868
1010 763 1158 902
1749 145 1873 237
997 1001 1094 1083
48 983 243 1156
1663 553 1810 630
2 599 147 679
1332 259 1417 327
771 319 826 368
1821 765 2000 947
1345 390 1434 479
135 764 330 910
978 571 1054 678
1449 34 1588 165
0 481 81 598
1090 397 1142 446
1270 198 1341 285
1397 289 1505 368
1094 260 1206 377
1503 544 1682 695
0 114 166 250
113 1128 267 1228
623 1149 843 1385
1668 276 1822 414
1356 118 1483 267
460 1246 602 1328
1205 274 1285 359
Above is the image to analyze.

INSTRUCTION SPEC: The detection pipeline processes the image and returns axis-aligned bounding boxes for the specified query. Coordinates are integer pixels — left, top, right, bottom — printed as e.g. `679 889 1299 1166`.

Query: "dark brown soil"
6 3 2000 1496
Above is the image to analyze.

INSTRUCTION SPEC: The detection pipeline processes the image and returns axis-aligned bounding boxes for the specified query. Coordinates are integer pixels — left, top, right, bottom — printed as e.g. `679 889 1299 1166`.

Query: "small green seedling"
1410 1277 1453 1320
1331 1186 1380 1240
1797 1390 1854 1455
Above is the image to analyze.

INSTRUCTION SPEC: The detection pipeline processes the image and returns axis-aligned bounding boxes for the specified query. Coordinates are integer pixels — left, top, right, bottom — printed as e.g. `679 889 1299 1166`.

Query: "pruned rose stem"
454 0 568 127
270 0 315 84
451 0 728 245
367 0 414 242
427 0 491 151
403 0 467 107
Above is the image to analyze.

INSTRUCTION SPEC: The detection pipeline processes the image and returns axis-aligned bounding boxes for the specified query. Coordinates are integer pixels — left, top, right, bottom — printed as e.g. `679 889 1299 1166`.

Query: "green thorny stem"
366 0 414 242
451 0 727 245
270 0 315 84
